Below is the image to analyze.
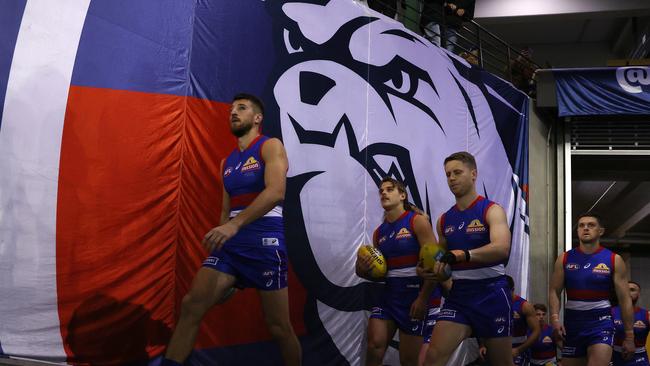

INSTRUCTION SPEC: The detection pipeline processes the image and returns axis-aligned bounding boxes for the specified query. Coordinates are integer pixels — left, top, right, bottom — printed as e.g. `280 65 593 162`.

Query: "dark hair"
443 151 477 170
533 303 547 312
576 212 604 227
380 177 422 213
232 93 264 115
629 281 641 291
505 275 515 290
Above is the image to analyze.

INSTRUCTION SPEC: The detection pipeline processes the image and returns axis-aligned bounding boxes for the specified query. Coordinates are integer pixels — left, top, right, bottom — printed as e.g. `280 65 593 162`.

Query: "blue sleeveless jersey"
222 135 283 248
374 210 420 285
612 306 650 353
512 294 529 346
529 324 556 364
371 211 442 335
563 246 614 314
440 195 505 281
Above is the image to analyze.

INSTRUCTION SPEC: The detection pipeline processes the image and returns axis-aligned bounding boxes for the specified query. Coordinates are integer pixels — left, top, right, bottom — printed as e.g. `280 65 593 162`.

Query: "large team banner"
554 66 650 116
0 1 529 365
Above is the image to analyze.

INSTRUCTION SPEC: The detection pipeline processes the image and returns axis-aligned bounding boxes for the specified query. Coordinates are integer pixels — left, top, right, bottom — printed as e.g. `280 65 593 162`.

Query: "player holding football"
423 151 513 366
356 177 440 366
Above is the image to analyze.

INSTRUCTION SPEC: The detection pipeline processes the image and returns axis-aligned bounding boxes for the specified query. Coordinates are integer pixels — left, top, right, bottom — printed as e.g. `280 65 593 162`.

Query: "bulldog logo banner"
0 1 529 365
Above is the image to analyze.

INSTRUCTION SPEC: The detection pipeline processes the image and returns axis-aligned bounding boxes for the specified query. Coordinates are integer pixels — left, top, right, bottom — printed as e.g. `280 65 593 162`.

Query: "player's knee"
424 343 448 363
266 319 294 340
490 352 515 366
180 291 211 319
399 353 418 366
365 338 386 362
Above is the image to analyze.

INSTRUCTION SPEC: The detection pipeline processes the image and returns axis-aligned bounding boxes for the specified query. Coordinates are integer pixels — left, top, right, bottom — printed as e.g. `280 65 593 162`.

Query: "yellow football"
357 245 387 278
419 243 452 280
419 243 447 271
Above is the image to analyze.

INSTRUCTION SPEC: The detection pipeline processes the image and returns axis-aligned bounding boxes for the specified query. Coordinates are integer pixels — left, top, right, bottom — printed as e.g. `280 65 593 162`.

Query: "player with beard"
611 281 649 366
423 151 513 366
356 177 440 366
549 213 634 366
162 93 301 366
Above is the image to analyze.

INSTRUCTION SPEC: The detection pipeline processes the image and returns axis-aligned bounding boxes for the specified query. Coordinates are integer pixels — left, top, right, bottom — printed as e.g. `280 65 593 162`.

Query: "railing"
363 0 541 95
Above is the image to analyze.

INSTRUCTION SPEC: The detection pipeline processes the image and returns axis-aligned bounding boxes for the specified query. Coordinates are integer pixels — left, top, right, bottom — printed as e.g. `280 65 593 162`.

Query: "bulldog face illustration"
269 1 524 363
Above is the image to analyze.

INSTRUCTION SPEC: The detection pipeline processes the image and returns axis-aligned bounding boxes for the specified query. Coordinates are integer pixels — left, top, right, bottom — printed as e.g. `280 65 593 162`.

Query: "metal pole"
477 26 484 68
507 46 513 82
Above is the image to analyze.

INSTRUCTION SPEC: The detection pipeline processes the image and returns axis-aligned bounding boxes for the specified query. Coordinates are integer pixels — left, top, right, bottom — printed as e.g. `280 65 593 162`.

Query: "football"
419 243 452 280
419 243 447 270
357 245 387 278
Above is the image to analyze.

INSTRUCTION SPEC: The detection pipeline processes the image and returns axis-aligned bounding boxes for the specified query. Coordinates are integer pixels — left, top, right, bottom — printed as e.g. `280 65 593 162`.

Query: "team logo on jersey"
396 227 412 239
513 311 521 319
635 320 647 329
445 225 455 235
466 219 486 233
241 156 261 172
224 166 233 177
566 263 580 270
592 263 611 274
542 336 553 344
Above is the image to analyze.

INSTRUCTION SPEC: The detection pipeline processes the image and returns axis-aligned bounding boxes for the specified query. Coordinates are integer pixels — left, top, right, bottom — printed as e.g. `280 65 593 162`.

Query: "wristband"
464 249 471 262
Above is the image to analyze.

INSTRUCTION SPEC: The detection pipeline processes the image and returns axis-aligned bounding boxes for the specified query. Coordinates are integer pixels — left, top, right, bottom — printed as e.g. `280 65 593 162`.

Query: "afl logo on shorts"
635 320 647 329
466 219 486 233
241 156 261 172
592 263 610 274
542 336 553 344
224 167 233 177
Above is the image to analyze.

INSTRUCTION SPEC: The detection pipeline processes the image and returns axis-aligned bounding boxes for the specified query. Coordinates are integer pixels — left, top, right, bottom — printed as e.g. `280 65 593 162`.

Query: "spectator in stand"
510 47 537 95
421 0 475 53
460 47 480 66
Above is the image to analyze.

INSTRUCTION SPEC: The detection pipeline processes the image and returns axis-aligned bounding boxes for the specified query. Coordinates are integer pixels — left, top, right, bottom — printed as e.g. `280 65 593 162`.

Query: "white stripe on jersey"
230 205 283 218
512 335 527 344
613 345 646 353
565 299 611 311
451 264 505 280
387 267 417 277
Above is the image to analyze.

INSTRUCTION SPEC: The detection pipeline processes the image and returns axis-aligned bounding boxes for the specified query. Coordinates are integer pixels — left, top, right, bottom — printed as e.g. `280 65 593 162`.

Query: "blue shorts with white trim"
203 241 288 290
